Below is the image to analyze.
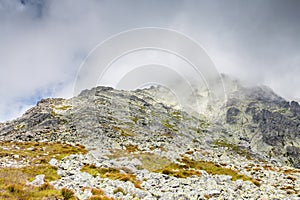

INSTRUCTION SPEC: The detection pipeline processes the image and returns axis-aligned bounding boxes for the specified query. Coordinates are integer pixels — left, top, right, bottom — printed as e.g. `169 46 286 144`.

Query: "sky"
0 0 300 122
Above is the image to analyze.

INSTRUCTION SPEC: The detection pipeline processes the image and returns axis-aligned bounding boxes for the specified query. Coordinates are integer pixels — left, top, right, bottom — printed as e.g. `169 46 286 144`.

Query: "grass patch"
88 195 114 200
213 140 252 160
113 187 126 195
108 149 171 172
1 179 62 199
91 188 105 195
158 163 201 178
189 127 202 134
14 123 26 131
149 146 166 151
108 145 140 159
154 156 260 186
61 188 75 200
112 126 136 137
7 184 23 193
0 141 87 199
81 164 142 189
53 105 72 110
130 116 139 124
107 147 260 186
135 153 172 172
170 110 182 121
83 188 115 200
199 119 209 129
161 119 178 132
182 157 260 186
0 141 87 163
125 145 139 152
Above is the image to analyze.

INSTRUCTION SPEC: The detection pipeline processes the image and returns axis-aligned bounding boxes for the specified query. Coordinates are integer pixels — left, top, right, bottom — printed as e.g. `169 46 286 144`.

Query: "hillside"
0 81 299 199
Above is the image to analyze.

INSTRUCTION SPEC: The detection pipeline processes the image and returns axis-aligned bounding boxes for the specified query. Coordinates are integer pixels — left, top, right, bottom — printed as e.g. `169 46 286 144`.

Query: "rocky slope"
220 76 300 169
0 81 300 199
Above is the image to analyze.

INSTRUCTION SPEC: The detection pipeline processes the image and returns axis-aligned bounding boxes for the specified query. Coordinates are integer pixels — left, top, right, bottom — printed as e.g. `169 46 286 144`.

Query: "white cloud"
0 0 300 121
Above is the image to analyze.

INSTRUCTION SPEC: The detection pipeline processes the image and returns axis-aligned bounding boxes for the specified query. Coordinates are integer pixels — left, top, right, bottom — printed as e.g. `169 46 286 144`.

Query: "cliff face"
0 83 300 199
220 80 300 169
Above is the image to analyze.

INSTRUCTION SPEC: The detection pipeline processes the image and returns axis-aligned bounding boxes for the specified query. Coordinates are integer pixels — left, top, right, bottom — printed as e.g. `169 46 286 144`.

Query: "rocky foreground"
0 83 300 199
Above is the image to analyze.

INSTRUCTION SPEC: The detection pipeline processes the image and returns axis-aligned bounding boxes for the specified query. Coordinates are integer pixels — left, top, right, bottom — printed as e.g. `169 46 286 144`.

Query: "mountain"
0 77 299 199
220 75 300 168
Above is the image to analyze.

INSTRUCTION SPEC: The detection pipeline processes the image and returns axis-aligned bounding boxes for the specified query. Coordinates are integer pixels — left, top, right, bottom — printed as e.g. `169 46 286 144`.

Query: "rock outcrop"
220 77 300 169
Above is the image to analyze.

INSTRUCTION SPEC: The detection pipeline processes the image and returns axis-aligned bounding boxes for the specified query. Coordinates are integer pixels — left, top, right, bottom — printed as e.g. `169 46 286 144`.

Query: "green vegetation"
179 157 260 186
135 153 171 172
88 196 114 200
156 162 201 178
81 164 142 188
125 145 140 152
155 156 260 186
0 141 87 163
81 188 115 200
106 145 262 194
113 187 127 195
130 116 139 124
0 170 63 199
161 119 178 132
112 126 136 137
138 104 145 111
91 188 105 195
199 119 209 129
3 182 63 199
61 188 75 200
53 105 72 110
108 146 260 187
189 127 202 134
108 147 259 185
171 110 182 121
0 141 87 199
213 140 252 160
14 123 26 131
108 148 171 172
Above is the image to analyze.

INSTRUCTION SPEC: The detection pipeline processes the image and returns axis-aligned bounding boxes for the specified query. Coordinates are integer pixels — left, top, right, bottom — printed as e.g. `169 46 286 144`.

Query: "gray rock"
226 107 241 124
206 189 221 197
49 158 58 167
30 174 45 186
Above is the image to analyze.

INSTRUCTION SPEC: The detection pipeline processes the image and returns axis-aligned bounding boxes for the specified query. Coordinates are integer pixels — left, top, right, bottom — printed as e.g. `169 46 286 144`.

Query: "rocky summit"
0 78 300 200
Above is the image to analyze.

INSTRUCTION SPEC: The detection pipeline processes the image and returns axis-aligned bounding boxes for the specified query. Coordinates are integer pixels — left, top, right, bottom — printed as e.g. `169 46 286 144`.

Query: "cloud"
0 0 300 121
175 0 300 98
0 0 104 121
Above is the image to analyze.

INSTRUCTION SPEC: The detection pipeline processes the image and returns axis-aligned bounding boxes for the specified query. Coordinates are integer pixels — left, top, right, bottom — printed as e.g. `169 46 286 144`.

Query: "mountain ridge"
0 78 300 199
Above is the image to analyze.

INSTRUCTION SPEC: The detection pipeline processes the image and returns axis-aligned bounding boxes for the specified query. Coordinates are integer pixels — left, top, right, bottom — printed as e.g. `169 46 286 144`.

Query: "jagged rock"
220 78 300 168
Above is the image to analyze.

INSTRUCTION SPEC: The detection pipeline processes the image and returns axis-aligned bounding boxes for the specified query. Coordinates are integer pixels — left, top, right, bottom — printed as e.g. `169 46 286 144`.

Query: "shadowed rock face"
258 109 299 145
226 107 241 124
291 101 300 117
222 80 300 168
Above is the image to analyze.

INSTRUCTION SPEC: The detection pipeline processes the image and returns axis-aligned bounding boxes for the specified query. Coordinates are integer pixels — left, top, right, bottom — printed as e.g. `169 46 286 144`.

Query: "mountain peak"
0 82 300 199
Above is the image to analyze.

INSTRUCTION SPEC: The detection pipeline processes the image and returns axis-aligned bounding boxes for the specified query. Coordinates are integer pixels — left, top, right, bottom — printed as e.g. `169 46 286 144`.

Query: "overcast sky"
0 0 300 121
